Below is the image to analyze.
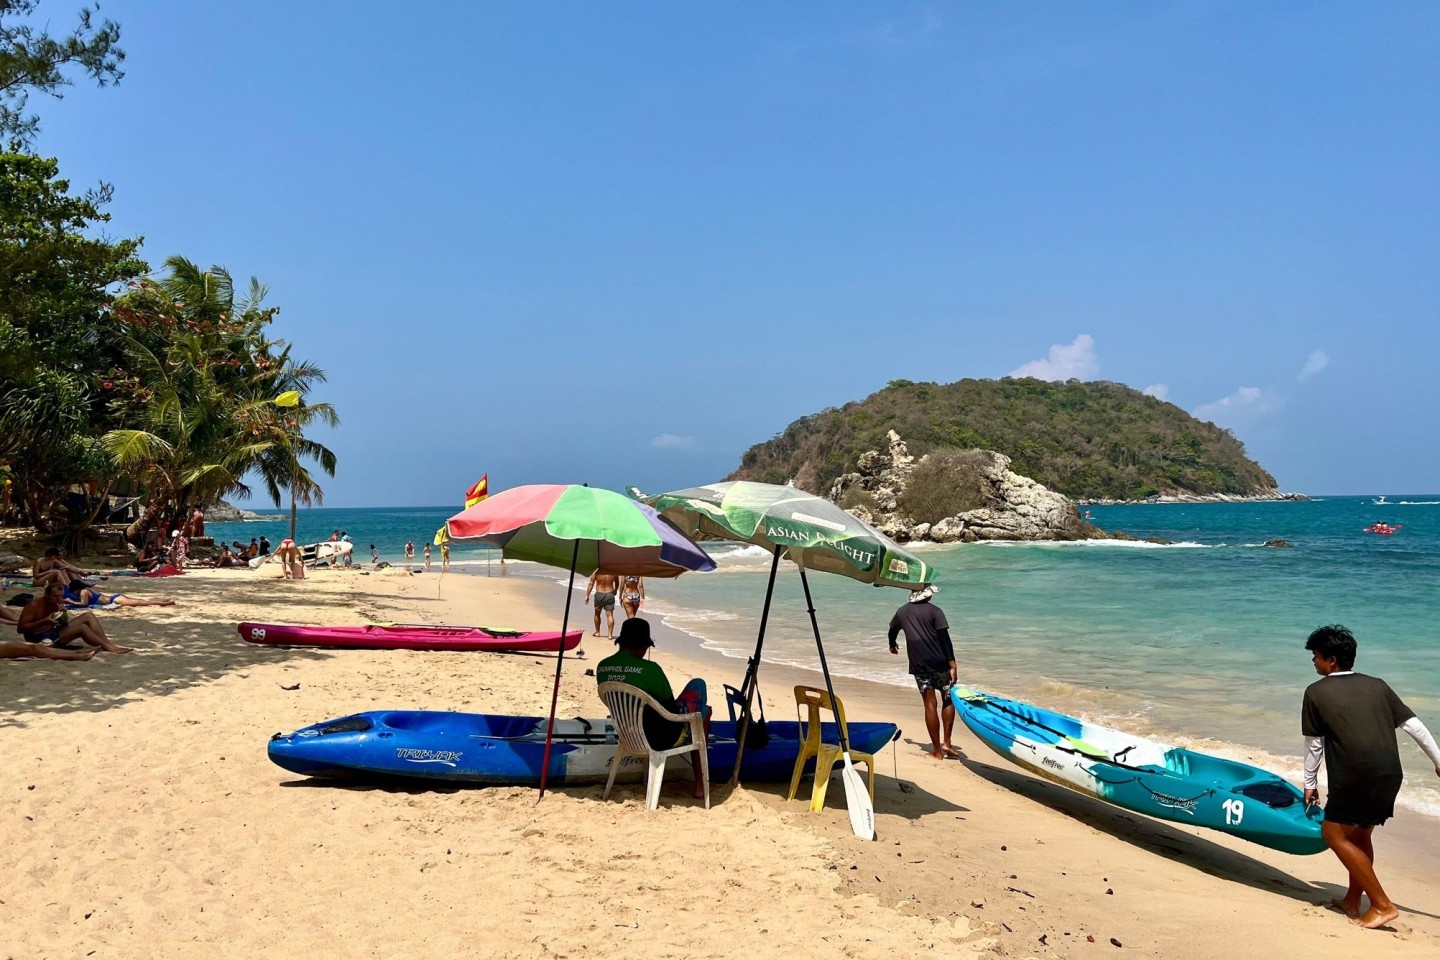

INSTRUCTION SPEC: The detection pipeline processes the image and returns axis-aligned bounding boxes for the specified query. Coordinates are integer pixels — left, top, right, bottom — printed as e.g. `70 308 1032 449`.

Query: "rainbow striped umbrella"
445 484 715 795
445 484 715 577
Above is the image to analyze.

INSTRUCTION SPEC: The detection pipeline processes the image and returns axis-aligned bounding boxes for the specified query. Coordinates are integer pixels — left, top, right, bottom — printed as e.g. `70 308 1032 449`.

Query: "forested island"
730 378 1280 502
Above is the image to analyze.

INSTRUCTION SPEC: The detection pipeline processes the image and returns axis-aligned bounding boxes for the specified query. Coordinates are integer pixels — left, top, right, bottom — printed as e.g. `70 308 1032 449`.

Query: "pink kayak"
237 622 582 652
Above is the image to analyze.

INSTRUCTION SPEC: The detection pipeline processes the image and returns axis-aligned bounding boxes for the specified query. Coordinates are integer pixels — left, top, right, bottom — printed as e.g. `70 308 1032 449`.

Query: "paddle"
798 569 875 841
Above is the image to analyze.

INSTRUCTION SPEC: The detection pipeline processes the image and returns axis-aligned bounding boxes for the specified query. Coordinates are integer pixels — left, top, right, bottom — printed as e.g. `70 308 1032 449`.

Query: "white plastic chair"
598 681 710 810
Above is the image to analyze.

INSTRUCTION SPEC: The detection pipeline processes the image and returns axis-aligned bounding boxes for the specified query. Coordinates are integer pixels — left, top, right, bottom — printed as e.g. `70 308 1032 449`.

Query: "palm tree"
104 257 338 543
251 350 339 540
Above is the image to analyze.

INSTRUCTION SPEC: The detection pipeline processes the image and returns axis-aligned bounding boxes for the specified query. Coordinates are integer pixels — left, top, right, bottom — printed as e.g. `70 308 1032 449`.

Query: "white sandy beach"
3 563 1439 959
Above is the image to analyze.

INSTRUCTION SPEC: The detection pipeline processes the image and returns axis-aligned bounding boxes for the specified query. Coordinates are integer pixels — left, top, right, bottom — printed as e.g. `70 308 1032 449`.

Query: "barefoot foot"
1328 897 1362 919
1352 906 1399 929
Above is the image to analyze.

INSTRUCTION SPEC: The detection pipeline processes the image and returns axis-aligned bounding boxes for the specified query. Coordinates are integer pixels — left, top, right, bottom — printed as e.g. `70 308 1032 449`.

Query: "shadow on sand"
960 754 1440 920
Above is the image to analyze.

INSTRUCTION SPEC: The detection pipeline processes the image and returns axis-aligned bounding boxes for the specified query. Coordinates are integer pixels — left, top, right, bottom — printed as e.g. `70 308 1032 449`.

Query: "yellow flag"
274 390 301 407
434 526 449 546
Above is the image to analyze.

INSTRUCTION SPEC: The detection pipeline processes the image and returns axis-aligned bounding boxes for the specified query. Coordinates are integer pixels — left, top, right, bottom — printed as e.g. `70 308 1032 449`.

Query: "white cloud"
1192 386 1283 426
1297 350 1330 381
1142 384 1170 401
1008 334 1099 381
650 434 698 451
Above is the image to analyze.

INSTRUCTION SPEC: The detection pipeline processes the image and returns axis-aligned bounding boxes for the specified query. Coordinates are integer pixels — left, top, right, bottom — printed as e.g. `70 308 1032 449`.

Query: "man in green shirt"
596 618 710 799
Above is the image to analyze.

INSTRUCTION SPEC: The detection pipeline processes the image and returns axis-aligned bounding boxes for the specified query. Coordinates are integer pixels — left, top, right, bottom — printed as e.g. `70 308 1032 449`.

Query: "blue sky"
32 2 1440 505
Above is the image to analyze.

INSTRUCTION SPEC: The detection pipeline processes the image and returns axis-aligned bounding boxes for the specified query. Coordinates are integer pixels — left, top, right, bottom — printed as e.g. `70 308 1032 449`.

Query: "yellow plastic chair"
786 685 876 813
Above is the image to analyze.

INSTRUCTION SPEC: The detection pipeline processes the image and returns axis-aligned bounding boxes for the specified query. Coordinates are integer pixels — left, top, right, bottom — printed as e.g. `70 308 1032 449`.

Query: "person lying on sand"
65 580 176 609
16 584 134 654
0 635 96 661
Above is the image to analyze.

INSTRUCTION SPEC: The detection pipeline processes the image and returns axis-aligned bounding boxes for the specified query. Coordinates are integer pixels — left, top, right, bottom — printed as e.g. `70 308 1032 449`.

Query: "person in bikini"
887 584 959 760
619 574 645 619
585 571 620 641
16 583 133 654
1301 624 1440 930
65 579 176 609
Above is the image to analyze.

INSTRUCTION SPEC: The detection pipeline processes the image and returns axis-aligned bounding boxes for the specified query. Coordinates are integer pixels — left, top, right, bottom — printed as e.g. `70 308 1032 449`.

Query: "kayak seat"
1166 749 1267 787
723 684 744 723
787 686 876 814
598 682 710 811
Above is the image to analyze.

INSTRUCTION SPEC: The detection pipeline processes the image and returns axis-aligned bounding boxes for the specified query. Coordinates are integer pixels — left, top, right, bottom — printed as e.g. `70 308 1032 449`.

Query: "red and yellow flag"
464 474 489 509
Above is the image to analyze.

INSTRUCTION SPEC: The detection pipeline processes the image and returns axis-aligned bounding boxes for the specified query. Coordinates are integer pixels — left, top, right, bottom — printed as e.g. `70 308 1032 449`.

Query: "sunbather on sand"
0 636 96 661
16 584 134 653
65 580 176 609
33 547 97 589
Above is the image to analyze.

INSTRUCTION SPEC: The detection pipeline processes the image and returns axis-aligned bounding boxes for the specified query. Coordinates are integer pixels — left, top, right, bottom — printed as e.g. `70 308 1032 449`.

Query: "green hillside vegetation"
730 378 1278 501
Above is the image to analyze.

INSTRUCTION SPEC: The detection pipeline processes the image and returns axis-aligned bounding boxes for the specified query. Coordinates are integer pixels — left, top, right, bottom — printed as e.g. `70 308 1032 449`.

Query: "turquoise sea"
210 495 1440 816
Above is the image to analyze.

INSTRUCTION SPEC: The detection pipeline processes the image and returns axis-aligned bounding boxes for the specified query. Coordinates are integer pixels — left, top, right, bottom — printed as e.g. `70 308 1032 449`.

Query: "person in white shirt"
1301 624 1440 930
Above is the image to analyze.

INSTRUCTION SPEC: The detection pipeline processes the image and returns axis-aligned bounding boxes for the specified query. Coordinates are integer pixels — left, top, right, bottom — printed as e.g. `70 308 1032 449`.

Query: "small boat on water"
1365 523 1402 536
238 622 582 652
268 710 899 786
950 685 1325 855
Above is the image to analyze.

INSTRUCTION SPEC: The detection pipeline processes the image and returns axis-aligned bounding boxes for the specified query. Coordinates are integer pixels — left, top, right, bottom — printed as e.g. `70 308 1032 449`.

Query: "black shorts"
913 669 951 694
1325 772 1403 828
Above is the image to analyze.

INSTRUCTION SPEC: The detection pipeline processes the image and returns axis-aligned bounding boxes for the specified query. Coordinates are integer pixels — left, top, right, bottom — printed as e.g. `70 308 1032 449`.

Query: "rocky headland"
828 431 1111 543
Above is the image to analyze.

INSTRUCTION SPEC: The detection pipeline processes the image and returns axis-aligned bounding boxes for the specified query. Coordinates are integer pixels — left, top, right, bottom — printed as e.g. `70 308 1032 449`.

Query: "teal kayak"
950 686 1326 856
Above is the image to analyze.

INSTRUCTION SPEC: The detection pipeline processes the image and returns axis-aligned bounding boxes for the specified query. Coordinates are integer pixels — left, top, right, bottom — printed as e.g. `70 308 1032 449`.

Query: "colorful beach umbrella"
633 481 936 840
445 484 715 796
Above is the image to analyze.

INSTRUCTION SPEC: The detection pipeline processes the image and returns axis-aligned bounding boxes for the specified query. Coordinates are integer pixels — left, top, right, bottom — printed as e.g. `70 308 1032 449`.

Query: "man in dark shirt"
887 584 958 760
1301 624 1440 930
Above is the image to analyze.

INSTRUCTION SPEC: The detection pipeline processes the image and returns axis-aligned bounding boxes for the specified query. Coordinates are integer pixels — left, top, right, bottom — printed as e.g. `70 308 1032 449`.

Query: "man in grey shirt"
1301 624 1440 930
887 584 958 760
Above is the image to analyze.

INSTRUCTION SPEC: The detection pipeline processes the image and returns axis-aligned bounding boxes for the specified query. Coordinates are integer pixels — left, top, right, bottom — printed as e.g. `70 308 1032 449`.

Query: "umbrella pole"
730 545 782 787
537 540 581 799
797 568 851 757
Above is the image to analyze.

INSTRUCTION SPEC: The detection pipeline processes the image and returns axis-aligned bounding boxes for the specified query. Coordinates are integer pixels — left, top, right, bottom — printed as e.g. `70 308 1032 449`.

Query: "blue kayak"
951 686 1326 856
269 711 899 786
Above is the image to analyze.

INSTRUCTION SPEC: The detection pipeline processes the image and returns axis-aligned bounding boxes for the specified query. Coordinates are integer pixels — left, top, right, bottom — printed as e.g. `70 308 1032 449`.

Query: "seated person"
135 542 165 574
33 547 95 589
64 579 176 609
214 544 239 568
595 617 710 799
16 583 134 654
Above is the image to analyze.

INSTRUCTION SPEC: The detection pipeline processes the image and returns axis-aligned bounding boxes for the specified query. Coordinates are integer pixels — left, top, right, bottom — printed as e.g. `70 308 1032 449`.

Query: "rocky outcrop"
829 431 1108 543
202 498 262 522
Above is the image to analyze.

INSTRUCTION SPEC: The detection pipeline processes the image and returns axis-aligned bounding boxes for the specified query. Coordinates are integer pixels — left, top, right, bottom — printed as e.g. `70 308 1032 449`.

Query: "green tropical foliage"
101 257 339 542
0 1 124 146
731 378 1277 501
0 5 339 544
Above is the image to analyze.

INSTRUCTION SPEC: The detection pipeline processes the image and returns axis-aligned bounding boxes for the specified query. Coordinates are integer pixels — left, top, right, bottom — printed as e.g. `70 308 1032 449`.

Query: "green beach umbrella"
632 481 936 840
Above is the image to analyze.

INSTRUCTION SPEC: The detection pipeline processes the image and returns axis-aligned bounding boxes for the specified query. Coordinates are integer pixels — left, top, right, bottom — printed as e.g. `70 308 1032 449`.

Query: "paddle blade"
840 754 875 841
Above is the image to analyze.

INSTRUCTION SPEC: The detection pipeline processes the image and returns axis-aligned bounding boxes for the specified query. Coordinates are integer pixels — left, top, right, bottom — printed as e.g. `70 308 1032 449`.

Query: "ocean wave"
1398 500 1440 506
978 539 1212 550
706 543 772 559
